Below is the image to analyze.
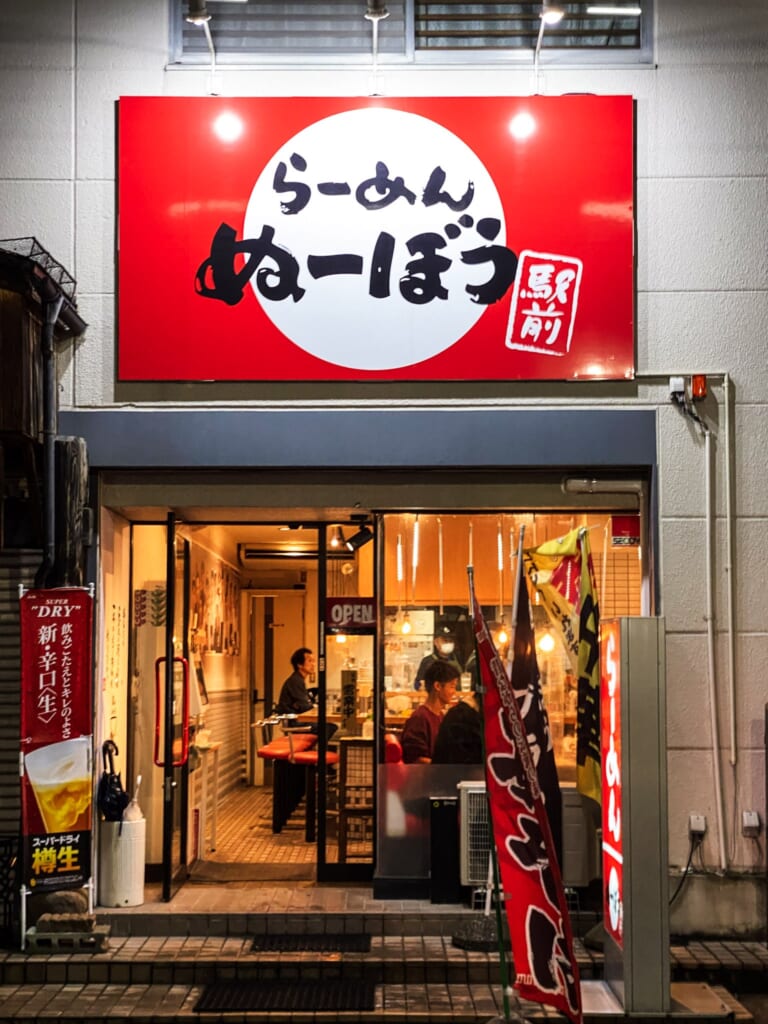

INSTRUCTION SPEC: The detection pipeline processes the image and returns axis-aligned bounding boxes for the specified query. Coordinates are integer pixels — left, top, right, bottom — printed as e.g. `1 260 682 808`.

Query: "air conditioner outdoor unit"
458 781 491 886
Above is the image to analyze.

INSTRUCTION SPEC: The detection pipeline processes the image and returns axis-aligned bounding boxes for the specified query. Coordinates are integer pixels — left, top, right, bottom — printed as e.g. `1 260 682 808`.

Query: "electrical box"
688 814 706 837
742 811 760 838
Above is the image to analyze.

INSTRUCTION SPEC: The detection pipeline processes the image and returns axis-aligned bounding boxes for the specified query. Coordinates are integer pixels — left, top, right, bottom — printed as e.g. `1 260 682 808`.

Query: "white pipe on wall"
704 428 728 872
723 373 737 767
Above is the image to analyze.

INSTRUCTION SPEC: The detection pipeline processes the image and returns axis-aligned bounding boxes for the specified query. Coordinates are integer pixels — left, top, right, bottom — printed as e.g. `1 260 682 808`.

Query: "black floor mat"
194 978 376 1012
251 931 371 952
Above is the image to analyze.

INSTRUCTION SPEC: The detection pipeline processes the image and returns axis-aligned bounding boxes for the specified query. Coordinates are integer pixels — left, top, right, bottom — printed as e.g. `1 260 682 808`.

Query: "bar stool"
291 747 340 842
255 718 317 833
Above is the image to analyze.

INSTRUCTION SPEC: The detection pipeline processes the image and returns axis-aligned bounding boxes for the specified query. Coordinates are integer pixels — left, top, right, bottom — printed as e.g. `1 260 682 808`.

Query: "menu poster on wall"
118 95 634 382
20 589 93 892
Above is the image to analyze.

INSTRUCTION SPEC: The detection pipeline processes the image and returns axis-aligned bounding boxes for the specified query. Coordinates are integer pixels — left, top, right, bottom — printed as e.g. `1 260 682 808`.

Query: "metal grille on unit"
458 780 490 887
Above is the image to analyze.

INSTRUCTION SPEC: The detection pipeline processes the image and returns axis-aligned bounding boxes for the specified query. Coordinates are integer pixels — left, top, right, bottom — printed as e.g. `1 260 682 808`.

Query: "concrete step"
96 906 494 939
2 932 598 987
0 979 751 1023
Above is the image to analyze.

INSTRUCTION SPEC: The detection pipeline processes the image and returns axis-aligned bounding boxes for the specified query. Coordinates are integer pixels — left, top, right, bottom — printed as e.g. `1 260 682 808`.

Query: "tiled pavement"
0 882 765 1022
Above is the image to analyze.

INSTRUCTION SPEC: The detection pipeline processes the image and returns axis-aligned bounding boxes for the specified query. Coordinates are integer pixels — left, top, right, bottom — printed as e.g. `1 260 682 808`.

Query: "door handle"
154 655 190 767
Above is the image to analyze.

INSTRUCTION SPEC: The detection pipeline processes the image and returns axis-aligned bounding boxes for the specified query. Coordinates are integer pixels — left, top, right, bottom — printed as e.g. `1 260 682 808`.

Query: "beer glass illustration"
25 737 91 833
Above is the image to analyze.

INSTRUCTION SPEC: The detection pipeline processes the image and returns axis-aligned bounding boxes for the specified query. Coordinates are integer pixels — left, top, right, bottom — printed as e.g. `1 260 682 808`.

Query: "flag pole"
510 525 525 635
466 566 514 1023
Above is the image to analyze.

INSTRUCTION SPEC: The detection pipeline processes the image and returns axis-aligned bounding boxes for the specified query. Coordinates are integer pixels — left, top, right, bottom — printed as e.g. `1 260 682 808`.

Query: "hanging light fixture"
537 628 556 653
401 611 412 635
437 516 444 615
411 515 420 598
541 0 565 24
186 0 210 24
364 0 390 21
345 523 373 551
330 525 345 549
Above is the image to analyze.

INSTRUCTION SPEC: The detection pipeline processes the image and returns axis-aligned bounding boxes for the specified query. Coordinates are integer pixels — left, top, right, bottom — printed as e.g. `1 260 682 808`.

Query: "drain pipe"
704 426 728 872
723 373 737 769
35 293 65 588
672 387 729 874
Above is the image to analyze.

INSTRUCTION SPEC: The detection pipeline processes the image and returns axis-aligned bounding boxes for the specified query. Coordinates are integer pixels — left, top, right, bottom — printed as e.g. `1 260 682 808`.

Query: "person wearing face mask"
413 629 463 691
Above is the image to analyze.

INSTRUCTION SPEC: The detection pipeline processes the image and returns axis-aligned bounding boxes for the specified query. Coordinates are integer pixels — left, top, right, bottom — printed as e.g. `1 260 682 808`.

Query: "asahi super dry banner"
118 96 634 382
20 589 93 891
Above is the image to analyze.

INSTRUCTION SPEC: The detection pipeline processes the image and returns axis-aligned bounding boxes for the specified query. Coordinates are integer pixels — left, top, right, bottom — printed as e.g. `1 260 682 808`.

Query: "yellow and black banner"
523 529 601 805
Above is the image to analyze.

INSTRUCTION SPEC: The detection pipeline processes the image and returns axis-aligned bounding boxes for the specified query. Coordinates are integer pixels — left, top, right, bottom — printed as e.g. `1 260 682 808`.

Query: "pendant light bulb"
538 629 556 653
541 1 565 24
496 613 509 647
401 612 412 635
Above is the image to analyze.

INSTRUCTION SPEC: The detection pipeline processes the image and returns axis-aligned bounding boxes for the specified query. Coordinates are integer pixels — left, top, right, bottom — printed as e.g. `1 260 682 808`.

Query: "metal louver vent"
459 780 491 887
416 2 643 51
177 0 407 62
173 1 648 62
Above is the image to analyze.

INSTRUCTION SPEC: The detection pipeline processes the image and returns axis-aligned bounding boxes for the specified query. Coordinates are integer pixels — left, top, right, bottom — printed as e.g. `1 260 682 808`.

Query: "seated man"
400 660 458 764
275 647 315 716
275 647 336 742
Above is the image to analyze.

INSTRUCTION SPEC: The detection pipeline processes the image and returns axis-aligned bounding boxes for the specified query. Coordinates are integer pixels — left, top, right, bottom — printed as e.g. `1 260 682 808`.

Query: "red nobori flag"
469 570 582 1024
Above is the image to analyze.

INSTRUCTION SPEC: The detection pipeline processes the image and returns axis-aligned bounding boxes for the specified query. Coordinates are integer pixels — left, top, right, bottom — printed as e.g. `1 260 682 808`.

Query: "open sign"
326 598 376 634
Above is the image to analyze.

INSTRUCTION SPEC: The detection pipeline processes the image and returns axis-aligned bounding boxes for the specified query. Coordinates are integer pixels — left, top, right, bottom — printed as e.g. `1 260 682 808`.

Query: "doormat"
194 978 377 1013
188 861 314 883
251 932 371 952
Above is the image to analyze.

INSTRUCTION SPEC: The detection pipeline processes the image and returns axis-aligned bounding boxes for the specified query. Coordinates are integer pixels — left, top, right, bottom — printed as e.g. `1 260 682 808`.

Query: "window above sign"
170 1 652 66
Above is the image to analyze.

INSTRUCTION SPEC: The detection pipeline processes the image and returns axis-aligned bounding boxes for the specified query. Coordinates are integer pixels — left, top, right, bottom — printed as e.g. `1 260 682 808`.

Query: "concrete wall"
1 0 766 933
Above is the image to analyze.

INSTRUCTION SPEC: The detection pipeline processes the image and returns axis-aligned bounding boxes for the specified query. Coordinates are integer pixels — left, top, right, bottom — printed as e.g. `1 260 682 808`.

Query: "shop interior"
98 506 644 894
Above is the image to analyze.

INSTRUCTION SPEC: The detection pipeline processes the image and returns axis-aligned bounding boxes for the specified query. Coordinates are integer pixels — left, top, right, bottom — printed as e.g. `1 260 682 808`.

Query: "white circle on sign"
607 865 621 933
244 107 505 370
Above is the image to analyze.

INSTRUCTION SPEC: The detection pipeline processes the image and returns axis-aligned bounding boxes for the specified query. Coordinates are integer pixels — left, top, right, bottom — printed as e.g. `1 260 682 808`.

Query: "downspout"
724 373 736 768
704 427 728 872
35 293 65 588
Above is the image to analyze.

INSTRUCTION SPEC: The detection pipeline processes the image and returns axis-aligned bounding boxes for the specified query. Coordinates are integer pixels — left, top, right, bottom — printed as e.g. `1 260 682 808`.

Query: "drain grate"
251 931 371 952
195 978 377 1012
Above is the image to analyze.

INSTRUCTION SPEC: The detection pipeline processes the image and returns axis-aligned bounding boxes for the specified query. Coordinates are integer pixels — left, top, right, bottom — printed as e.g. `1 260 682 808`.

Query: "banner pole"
467 566 513 1024
510 526 525 632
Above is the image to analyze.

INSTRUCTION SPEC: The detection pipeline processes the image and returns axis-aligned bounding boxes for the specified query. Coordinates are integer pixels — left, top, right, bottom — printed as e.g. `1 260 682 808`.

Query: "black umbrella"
97 740 130 822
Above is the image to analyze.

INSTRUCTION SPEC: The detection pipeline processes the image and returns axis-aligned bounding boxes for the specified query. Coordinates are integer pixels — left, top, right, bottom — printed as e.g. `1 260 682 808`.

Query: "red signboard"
611 514 641 547
118 95 634 382
20 589 93 892
326 597 376 634
600 619 623 948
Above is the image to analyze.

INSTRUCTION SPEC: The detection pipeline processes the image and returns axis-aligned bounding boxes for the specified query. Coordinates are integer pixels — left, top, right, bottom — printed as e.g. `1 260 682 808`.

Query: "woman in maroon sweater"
400 660 459 763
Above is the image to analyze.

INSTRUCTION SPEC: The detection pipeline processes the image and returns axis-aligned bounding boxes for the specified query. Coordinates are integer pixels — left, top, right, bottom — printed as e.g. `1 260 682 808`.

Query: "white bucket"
98 819 146 907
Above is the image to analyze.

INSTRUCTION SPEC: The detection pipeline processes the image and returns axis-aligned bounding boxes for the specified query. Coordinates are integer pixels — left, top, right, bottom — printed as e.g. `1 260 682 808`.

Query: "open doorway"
113 516 376 888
